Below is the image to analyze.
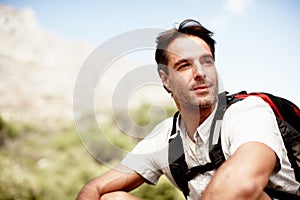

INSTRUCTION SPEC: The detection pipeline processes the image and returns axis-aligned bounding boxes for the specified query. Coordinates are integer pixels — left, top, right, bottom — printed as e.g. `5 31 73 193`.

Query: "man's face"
160 35 218 110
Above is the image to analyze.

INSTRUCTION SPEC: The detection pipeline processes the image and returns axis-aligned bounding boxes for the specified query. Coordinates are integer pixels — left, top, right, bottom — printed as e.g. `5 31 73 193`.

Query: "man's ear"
159 69 172 93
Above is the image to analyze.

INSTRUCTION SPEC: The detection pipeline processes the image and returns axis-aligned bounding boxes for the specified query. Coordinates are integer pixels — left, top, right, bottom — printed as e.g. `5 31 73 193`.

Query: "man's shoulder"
145 117 173 141
126 117 173 156
225 95 272 116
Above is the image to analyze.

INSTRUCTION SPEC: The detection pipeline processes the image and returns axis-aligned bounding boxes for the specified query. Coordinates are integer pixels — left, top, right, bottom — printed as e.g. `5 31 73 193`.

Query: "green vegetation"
0 115 18 145
131 176 184 200
0 120 103 200
0 105 184 199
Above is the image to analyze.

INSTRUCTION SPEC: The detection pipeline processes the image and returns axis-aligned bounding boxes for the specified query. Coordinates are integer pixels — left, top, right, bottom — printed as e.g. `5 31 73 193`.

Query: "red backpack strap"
228 91 300 132
234 92 284 120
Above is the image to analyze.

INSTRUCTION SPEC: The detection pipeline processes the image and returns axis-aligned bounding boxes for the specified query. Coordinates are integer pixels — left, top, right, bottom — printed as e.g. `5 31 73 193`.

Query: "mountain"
0 4 93 126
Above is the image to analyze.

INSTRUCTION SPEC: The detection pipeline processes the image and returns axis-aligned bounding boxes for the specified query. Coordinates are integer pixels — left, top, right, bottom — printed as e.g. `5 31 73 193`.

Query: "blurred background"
0 0 299 199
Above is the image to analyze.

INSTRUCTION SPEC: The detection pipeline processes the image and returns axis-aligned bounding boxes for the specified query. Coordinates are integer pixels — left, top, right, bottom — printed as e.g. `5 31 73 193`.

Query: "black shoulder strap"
168 111 189 198
168 92 227 197
208 92 227 151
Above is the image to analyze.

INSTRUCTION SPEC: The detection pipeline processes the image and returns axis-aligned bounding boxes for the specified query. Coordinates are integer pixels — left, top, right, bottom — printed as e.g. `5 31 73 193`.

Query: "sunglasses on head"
175 19 202 31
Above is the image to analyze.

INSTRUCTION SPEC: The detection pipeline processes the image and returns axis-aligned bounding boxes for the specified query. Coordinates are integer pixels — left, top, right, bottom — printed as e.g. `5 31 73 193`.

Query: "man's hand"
76 164 145 200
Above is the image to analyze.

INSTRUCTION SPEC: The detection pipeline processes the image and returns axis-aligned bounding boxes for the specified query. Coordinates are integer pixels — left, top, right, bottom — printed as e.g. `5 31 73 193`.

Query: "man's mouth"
193 84 209 89
194 85 208 89
191 84 211 94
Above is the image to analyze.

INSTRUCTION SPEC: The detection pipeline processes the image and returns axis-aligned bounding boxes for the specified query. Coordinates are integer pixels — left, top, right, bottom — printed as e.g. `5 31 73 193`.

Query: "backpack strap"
168 111 189 198
231 92 300 131
233 92 284 120
168 93 227 197
168 111 225 198
185 136 224 181
208 92 227 151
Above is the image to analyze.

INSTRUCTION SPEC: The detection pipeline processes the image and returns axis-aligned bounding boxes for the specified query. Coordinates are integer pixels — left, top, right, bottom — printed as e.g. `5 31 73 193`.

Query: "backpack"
168 91 300 199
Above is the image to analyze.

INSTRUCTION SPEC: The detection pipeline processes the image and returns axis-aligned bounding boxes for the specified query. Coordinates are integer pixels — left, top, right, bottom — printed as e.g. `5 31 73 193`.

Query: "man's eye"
178 63 190 70
201 59 214 66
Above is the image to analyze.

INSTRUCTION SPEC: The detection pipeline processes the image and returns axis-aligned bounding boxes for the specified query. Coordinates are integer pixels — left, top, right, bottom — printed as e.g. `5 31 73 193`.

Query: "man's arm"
76 164 145 200
201 141 277 200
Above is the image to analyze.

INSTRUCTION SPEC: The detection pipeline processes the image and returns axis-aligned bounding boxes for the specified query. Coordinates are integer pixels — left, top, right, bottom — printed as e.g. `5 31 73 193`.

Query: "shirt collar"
177 104 218 144
196 105 218 144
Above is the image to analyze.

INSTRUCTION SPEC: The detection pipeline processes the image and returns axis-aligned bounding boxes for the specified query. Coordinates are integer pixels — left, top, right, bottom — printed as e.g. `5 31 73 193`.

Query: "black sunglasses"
176 19 202 31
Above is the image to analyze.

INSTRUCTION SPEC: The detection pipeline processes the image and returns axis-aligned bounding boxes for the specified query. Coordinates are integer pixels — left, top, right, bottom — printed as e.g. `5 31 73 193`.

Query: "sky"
2 0 300 106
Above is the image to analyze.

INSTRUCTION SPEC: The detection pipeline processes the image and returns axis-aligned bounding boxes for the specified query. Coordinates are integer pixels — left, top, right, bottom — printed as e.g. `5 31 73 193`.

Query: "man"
77 19 299 199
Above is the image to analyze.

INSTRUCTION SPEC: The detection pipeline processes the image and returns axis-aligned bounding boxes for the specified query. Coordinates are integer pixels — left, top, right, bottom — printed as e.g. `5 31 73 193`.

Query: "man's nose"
193 62 206 79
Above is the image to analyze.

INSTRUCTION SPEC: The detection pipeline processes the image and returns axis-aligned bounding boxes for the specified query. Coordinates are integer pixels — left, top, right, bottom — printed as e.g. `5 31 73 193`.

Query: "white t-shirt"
121 96 300 199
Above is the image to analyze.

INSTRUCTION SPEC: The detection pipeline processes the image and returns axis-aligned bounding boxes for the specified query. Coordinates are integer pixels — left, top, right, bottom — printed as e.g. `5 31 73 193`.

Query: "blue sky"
2 0 300 105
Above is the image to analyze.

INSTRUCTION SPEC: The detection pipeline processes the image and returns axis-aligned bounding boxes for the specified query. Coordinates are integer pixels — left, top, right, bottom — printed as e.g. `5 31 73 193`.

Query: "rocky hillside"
0 4 93 125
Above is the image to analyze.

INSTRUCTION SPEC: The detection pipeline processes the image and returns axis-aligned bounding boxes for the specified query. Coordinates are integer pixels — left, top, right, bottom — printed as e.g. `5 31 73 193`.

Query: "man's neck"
180 104 216 142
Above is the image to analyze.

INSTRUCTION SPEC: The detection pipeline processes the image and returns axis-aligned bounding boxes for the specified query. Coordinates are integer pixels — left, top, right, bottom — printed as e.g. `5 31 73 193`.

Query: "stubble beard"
175 88 217 114
188 93 217 111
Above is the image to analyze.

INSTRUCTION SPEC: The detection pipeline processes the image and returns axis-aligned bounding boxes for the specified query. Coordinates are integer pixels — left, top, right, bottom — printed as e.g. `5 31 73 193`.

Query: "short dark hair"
155 20 216 75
